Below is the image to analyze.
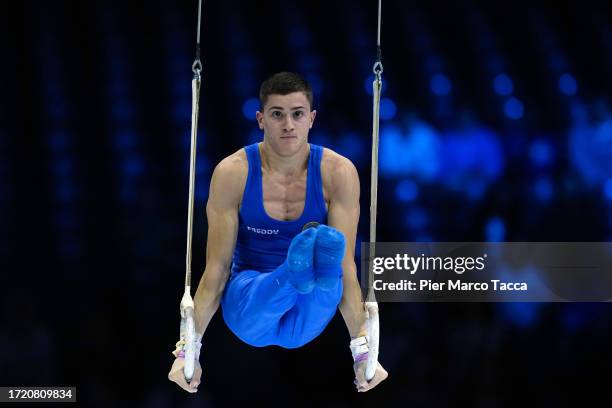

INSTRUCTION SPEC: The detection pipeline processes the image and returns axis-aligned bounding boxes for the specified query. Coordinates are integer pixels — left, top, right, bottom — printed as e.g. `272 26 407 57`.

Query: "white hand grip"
183 307 196 381
180 289 196 382
365 301 379 381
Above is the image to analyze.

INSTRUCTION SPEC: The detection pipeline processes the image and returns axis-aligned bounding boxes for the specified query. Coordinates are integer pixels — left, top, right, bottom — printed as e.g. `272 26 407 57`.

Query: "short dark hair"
259 72 313 110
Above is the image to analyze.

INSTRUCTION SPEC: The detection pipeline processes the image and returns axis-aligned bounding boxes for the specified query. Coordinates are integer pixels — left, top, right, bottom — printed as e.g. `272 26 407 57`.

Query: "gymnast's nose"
283 115 295 132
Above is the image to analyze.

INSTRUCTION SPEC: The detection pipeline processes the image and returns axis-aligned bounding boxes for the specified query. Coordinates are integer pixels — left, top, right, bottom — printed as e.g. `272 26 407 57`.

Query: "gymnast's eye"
293 110 304 119
271 111 283 119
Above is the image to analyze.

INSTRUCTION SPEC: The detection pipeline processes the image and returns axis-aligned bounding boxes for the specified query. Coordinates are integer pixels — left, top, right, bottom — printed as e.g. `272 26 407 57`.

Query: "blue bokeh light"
395 180 419 202
196 153 209 177
306 74 323 97
172 100 191 122
405 207 428 229
55 181 76 203
379 125 405 175
504 97 524 119
534 178 554 202
51 158 73 177
559 73 577 95
242 97 259 120
298 55 321 72
604 179 612 201
466 179 487 200
569 119 612 185
248 128 261 144
309 130 331 147
498 302 541 328
379 123 441 179
233 56 255 71
123 156 144 177
493 73 513 96
530 139 554 166
559 304 602 333
333 132 366 165
379 98 397 121
430 74 452 96
485 217 506 241
441 128 504 185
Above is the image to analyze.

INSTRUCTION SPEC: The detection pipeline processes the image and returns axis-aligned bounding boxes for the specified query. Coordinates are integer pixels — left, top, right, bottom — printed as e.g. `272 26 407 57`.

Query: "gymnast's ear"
309 110 317 129
256 110 264 130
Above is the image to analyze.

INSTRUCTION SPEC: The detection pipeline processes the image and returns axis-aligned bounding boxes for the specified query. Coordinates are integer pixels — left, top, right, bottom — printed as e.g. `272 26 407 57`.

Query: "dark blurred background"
1 0 612 406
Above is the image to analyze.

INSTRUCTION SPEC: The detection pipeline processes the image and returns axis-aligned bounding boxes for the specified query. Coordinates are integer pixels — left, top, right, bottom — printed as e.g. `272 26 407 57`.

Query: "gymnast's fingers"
188 363 203 390
369 362 389 389
354 361 369 391
168 358 197 393
357 362 388 392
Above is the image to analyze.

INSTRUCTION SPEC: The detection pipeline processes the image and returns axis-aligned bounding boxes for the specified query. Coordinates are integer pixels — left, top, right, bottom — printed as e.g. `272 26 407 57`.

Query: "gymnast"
168 72 388 393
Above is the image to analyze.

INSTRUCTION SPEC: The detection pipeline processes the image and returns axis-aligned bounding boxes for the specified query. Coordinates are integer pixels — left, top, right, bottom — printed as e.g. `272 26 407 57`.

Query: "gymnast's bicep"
327 158 360 264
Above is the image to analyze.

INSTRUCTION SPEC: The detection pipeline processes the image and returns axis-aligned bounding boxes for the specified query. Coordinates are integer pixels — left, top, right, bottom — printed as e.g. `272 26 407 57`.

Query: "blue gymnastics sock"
314 225 345 290
286 227 317 294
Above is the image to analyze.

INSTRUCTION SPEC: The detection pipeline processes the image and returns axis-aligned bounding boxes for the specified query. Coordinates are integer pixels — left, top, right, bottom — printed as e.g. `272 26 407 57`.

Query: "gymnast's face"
256 92 316 157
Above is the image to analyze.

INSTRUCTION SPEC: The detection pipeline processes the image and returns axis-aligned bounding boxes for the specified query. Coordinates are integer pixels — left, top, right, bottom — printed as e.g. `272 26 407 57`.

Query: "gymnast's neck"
258 140 311 177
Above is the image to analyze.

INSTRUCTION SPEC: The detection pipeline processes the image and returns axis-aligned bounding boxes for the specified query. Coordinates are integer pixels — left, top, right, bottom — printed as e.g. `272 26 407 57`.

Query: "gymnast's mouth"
280 135 297 138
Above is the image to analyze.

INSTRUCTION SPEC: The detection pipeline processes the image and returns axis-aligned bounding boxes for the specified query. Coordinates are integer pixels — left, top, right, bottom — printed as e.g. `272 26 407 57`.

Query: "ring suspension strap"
365 0 383 382
180 0 204 382
186 0 203 289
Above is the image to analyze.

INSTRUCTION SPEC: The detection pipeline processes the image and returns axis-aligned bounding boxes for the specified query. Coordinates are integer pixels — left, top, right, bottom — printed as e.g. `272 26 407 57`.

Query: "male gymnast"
168 72 388 393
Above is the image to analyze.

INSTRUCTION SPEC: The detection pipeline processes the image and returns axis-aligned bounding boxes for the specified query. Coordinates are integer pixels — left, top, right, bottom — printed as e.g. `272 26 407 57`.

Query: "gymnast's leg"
221 226 346 348
221 227 318 346
273 225 347 346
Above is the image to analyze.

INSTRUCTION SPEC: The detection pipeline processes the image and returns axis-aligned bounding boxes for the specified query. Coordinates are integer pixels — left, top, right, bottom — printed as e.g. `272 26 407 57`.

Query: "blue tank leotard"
220 143 344 348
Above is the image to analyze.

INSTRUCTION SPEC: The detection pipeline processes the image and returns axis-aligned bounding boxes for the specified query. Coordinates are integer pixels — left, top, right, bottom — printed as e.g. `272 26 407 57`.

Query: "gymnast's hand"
168 358 203 393
353 360 388 392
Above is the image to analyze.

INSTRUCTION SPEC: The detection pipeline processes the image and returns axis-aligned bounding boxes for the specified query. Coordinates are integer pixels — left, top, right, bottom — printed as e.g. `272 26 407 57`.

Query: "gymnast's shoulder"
209 149 248 202
320 147 360 192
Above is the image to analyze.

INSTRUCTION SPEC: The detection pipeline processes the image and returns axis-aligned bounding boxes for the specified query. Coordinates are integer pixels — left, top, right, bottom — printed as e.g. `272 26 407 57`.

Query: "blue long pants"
221 262 343 349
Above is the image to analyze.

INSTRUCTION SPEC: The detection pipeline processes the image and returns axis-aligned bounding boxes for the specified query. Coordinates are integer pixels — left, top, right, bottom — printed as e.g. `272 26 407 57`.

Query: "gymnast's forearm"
338 271 368 338
193 265 229 338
